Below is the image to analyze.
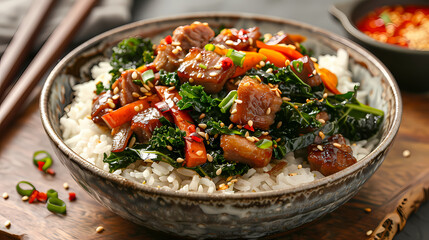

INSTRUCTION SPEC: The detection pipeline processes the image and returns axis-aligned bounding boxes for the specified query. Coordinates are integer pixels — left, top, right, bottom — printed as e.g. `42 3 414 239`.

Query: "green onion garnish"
218 90 237 113
142 69 155 83
292 60 304 73
255 139 273 149
33 150 52 171
47 197 67 214
226 49 246 67
379 12 391 26
204 44 215 51
16 181 36 196
47 189 58 199
199 63 207 69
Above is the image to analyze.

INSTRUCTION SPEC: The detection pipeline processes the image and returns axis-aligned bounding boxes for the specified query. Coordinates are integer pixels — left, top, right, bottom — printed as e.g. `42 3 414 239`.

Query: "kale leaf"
196 150 250 178
148 125 186 157
109 37 154 84
159 70 180 88
95 81 107 95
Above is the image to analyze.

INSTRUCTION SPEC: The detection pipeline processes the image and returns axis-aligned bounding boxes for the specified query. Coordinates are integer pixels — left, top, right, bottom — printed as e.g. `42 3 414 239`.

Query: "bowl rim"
329 0 429 55
40 12 402 200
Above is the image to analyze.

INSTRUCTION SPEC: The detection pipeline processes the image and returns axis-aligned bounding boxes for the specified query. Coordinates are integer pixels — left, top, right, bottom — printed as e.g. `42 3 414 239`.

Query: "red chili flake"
36 192 48 203
46 168 55 175
69 192 77 201
221 57 233 70
164 35 172 44
190 132 203 142
37 161 45 171
244 124 254 132
188 124 196 133
308 73 314 78
29 190 39 203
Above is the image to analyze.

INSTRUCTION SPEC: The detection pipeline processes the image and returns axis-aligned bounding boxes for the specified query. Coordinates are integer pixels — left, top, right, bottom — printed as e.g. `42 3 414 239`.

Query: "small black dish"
330 0 429 92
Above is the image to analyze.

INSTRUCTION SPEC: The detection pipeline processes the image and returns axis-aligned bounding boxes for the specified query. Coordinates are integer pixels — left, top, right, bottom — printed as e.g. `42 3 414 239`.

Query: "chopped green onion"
142 69 155 83
204 44 215 51
47 197 66 214
218 90 237 113
226 49 246 67
198 63 207 69
33 150 52 171
255 139 273 149
47 189 58 199
292 60 303 73
379 12 391 26
16 181 36 196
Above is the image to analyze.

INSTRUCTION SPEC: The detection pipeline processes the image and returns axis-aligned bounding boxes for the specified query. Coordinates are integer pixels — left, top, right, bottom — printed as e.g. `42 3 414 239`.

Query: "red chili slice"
190 132 203 142
221 57 233 70
69 192 76 201
37 161 45 171
36 192 48 202
29 190 39 203
244 124 254 132
164 35 172 44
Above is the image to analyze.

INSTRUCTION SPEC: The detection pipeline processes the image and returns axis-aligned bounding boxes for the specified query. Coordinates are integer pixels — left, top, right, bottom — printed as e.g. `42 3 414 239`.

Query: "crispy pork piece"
131 107 163 143
307 134 357 176
110 70 146 106
220 134 272 168
91 90 118 126
154 44 185 72
172 22 215 51
111 122 133 152
230 76 282 130
177 48 235 93
290 56 322 87
212 27 261 51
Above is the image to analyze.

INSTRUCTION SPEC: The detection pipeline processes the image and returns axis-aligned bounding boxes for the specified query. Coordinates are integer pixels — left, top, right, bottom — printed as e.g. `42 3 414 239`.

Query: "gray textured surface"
130 1 429 239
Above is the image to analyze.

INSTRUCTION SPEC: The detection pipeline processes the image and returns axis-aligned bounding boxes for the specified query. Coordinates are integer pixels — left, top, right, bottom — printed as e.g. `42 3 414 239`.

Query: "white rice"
60 50 379 193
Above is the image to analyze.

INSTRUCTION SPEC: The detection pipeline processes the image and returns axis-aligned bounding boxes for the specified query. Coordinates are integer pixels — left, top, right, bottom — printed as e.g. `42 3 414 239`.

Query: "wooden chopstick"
0 0 98 133
0 0 56 100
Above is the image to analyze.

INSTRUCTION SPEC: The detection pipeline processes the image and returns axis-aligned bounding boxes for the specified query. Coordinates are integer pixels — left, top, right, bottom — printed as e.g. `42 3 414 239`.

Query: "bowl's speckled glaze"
40 13 402 239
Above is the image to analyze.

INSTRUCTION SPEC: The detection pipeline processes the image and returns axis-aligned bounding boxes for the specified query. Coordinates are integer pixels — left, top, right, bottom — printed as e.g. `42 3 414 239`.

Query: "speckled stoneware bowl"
40 13 402 239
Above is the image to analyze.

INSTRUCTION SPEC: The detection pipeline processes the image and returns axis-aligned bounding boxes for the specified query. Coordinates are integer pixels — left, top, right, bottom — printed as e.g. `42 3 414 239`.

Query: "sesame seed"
197 73 203 78
134 106 140 112
199 113 206 119
312 69 317 75
255 76 262 82
317 145 323 151
225 40 234 45
318 119 326 124
276 121 282 129
96 226 104 233
145 159 154 163
402 150 411 158
216 168 222 175
172 48 179 54
196 150 204 156
214 65 222 69
285 59 291 66
248 120 253 127
236 125 242 129
143 84 151 91
310 57 318 62
214 134 219 139
176 158 185 163
63 182 69 190
217 44 226 49
235 99 243 104
205 133 209 140
246 136 255 142
202 22 209 26
276 138 281 142
167 145 173 151
364 208 372 213
131 71 138 80
275 90 281 97
198 132 205 138
3 192 9 199
230 179 238 184
193 21 201 25
195 53 202 60
113 87 119 94
189 78 194 83
147 81 154 88
259 61 265 67
207 154 213 162
140 87 148 93
220 122 225 127
139 96 148 100
366 230 373 236
132 92 140 98
298 164 302 169
22 196 29 201
228 124 233 129
266 68 273 73
198 123 207 129
263 33 272 42
266 107 271 115
262 131 269 135
231 108 238 114
319 131 325 140
323 93 328 99
112 95 119 100
176 46 183 51
209 72 218 77
4 220 11 228
245 131 250 138
128 137 136 148
172 41 181 46
333 143 342 148
268 83 274 88
282 97 291 101
167 86 175 91
286 44 296 50
253 137 260 142
289 173 297 176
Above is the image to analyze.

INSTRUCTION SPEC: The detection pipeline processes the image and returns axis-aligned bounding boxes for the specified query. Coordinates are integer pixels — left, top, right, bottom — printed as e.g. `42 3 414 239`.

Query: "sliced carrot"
256 40 303 60
318 68 341 95
232 52 267 78
258 48 288 68
155 86 207 168
288 34 307 43
101 95 160 129
137 62 157 73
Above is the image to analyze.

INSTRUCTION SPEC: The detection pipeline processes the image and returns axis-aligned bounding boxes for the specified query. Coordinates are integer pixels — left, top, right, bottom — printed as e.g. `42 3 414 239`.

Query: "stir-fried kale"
159 70 180 87
196 150 250 178
95 81 106 95
109 37 154 84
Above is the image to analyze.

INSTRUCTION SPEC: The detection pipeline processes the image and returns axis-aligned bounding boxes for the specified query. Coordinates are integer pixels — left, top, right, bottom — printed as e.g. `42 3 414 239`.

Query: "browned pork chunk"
220 135 272 168
154 44 185 72
111 122 133 152
110 70 146 106
91 90 118 126
177 48 235 93
212 27 261 51
131 107 163 143
290 56 322 87
307 134 357 176
172 22 215 51
230 76 282 130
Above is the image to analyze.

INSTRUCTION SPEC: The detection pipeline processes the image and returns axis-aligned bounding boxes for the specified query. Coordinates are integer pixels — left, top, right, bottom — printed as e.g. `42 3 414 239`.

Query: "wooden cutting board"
0 92 428 240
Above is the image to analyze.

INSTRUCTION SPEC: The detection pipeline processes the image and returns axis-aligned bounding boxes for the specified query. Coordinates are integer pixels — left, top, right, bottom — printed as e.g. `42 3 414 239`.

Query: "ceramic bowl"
40 13 402 239
330 0 429 92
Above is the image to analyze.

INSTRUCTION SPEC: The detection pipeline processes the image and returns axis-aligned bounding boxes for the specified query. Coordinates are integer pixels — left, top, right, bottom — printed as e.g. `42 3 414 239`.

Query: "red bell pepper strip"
256 40 304 60
154 86 207 168
102 95 160 129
